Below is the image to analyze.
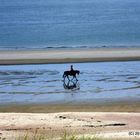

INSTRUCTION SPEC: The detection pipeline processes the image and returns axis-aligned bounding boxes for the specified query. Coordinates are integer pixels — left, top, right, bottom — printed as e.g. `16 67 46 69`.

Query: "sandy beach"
0 48 140 139
0 112 140 139
1 48 140 65
0 101 140 139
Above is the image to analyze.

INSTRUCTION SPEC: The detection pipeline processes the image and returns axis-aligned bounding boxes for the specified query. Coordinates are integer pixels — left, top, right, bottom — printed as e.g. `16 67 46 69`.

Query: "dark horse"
63 70 80 81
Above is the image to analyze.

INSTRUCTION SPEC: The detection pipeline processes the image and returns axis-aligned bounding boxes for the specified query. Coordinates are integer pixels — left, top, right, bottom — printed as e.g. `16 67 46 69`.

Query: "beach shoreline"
0 99 140 113
1 48 140 65
1 48 140 139
1 97 139 139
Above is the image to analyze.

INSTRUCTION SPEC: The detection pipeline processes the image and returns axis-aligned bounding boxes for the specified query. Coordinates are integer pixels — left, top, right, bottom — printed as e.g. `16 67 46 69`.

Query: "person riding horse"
70 65 74 71
63 65 80 81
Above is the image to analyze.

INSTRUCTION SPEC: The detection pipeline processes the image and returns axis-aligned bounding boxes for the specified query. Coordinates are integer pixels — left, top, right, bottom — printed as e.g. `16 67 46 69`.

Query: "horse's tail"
62 72 65 78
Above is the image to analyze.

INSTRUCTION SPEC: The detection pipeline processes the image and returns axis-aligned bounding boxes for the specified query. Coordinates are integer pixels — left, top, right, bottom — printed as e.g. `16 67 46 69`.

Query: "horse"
63 70 80 81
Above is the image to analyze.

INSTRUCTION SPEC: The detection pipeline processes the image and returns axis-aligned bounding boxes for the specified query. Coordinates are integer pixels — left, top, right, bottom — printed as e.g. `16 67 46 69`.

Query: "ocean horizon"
0 0 140 50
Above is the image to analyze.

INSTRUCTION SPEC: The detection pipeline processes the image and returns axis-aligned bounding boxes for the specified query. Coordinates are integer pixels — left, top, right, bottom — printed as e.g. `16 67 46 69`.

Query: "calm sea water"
0 0 140 50
0 61 140 104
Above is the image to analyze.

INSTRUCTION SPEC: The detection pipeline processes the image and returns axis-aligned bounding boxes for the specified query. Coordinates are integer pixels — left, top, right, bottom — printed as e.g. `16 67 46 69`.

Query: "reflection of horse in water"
63 70 80 81
63 80 80 90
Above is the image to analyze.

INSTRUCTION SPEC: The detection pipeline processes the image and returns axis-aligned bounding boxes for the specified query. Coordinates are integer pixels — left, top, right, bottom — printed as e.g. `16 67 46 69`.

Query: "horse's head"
76 70 80 75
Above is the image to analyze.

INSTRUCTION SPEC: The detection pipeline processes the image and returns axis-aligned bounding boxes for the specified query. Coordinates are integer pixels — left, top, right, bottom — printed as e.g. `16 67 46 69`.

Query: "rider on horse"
70 65 74 71
63 65 80 81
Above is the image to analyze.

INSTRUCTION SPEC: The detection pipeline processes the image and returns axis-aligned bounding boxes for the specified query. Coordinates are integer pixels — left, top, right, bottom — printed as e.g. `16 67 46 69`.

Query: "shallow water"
0 61 140 104
0 0 140 50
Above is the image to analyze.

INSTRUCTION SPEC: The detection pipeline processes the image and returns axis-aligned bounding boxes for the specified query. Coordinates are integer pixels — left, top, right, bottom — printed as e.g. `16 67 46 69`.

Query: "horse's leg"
75 75 78 81
71 76 74 81
67 75 70 81
63 75 66 81
72 74 78 81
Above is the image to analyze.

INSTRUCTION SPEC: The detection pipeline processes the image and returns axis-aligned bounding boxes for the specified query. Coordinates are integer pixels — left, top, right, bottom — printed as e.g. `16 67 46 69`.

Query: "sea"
0 0 140 50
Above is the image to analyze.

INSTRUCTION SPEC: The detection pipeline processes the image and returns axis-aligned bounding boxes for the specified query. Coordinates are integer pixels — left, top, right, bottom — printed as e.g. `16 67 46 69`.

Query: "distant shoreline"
0 48 140 65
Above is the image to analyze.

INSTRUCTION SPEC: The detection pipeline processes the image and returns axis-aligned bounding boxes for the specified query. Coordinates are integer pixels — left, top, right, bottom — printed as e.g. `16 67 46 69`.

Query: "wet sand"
1 48 140 65
0 100 140 113
1 61 140 105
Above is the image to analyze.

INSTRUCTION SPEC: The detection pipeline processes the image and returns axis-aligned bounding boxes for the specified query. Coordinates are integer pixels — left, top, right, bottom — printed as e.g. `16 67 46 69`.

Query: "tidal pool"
0 61 140 104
